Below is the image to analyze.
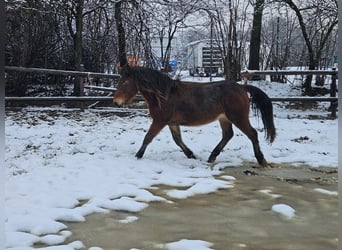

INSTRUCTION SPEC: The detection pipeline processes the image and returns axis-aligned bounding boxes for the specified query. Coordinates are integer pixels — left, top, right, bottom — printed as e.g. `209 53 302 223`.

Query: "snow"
157 239 214 250
166 178 233 199
259 189 282 198
118 216 139 224
4 79 338 249
272 204 296 219
314 188 338 196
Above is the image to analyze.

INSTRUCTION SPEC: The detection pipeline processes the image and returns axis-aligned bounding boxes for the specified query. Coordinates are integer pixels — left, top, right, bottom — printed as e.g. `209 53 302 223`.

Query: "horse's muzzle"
113 97 125 106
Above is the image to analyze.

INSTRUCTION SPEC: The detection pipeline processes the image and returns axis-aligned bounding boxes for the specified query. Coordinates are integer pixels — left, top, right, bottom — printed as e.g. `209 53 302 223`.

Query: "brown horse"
114 65 276 167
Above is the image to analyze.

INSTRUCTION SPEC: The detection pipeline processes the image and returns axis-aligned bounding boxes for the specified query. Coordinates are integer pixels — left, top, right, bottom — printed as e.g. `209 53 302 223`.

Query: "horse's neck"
139 89 163 109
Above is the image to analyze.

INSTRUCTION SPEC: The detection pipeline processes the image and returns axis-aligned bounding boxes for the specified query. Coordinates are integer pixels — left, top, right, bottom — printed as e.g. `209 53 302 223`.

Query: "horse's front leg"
208 119 234 163
136 121 165 159
169 125 196 159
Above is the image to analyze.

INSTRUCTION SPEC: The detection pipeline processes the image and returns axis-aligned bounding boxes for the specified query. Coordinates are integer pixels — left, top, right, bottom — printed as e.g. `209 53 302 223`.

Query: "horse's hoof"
188 155 197 159
185 152 196 159
135 152 144 159
259 159 270 168
207 156 216 163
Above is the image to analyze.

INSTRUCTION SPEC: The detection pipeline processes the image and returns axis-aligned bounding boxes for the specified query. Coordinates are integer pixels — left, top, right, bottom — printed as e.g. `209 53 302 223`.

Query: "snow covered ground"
4 79 338 249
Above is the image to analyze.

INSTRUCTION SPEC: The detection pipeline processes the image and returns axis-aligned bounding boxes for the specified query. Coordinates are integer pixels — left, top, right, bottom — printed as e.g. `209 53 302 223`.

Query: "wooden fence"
5 66 120 79
5 66 338 116
241 69 338 117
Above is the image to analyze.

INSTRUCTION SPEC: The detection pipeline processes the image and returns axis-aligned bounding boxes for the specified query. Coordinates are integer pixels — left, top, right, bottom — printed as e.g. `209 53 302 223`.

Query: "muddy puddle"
63 164 338 250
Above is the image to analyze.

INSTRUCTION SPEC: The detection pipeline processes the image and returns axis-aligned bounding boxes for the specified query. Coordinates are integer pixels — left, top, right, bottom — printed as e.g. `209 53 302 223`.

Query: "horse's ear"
118 64 130 75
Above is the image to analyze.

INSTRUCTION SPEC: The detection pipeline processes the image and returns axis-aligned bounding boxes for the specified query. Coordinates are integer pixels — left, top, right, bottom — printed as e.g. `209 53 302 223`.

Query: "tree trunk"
115 1 128 68
248 0 264 72
282 0 314 94
73 0 84 96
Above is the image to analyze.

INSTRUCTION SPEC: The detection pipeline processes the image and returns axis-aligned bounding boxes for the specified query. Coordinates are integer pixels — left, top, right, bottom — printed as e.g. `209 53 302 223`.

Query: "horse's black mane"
124 66 177 100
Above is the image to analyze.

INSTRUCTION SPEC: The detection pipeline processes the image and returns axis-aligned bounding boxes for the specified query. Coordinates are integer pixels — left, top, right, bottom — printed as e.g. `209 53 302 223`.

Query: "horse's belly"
176 112 228 126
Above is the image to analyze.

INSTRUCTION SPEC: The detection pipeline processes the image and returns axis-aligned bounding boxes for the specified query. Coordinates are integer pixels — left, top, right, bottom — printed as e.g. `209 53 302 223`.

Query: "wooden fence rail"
241 69 338 76
241 69 338 96
5 66 120 79
241 69 338 117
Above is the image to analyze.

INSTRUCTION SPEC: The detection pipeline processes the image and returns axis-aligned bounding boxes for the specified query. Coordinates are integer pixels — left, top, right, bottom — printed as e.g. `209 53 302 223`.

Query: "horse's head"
113 65 139 105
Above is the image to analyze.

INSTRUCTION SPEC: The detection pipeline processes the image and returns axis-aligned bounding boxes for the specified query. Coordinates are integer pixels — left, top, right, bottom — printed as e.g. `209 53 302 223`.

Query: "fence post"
79 64 85 97
74 64 85 97
76 64 85 111
242 71 254 85
329 70 337 118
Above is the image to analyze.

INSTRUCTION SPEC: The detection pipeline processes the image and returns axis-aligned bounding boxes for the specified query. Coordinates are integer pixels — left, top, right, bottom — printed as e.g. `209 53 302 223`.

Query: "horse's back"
163 80 248 126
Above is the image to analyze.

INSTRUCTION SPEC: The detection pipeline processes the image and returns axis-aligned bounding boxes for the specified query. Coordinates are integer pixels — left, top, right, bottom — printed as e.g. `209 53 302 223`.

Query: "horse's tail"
245 85 276 143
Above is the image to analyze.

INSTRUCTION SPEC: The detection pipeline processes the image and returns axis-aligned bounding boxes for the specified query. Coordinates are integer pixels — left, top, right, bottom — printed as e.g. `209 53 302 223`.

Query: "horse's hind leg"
234 119 267 167
208 118 234 163
169 125 196 159
136 121 165 159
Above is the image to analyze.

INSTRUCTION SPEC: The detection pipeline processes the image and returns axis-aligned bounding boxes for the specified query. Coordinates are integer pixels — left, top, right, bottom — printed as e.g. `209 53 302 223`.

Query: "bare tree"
248 0 265 72
200 0 252 80
6 0 337 98
114 0 129 67
224 0 252 80
83 3 116 72
261 6 299 82
62 0 112 95
5 1 65 95
276 0 338 94
120 1 157 68
147 0 201 71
